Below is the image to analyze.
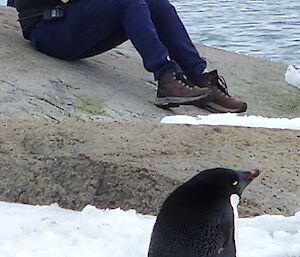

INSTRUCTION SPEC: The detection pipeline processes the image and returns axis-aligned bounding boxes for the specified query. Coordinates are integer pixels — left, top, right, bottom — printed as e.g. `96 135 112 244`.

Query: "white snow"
285 65 300 90
0 201 299 257
161 114 300 130
0 0 6 6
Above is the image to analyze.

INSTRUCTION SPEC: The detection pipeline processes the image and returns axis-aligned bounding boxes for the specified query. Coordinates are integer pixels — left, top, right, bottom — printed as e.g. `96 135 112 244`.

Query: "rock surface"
0 6 299 217
0 121 299 217
1 7 299 122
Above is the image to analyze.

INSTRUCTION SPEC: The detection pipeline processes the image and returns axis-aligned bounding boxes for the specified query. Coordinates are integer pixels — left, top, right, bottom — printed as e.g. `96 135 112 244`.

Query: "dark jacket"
14 0 62 39
7 0 15 6
14 0 61 12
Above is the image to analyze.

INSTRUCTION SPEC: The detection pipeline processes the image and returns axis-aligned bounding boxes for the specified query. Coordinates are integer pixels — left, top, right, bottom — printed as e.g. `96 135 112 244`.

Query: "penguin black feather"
148 167 260 257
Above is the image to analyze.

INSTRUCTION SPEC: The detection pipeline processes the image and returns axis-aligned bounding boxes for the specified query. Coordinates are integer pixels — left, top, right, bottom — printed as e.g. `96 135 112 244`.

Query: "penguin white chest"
230 194 240 257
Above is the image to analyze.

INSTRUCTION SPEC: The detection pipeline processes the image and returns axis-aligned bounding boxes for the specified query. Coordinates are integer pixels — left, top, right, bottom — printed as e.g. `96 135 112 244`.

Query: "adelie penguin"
148 167 260 257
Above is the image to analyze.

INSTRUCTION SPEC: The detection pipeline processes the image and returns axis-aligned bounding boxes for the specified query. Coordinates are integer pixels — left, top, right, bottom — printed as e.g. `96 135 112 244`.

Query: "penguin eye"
232 181 238 186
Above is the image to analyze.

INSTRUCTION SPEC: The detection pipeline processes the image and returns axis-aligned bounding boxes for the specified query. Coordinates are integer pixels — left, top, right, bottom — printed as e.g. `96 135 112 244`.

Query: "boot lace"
174 72 195 89
217 75 230 96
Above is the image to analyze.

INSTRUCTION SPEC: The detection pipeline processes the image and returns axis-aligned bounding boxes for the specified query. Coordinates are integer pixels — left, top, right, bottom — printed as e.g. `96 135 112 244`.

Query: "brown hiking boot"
155 70 212 108
192 70 247 113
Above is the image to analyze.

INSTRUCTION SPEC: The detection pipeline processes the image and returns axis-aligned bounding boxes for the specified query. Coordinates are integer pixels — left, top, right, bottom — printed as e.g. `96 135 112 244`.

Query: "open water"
172 0 300 64
1 0 299 64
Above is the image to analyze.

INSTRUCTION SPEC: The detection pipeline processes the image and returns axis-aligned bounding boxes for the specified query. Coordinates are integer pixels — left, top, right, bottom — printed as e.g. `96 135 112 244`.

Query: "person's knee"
146 0 174 11
115 0 145 8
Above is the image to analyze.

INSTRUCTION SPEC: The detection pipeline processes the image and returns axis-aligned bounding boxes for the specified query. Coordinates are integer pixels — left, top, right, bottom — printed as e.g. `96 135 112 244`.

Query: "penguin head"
230 168 260 196
197 168 260 198
160 168 261 212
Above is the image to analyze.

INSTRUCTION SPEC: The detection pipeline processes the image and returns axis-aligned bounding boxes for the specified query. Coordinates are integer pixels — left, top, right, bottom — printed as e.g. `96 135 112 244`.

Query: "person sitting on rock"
9 0 247 113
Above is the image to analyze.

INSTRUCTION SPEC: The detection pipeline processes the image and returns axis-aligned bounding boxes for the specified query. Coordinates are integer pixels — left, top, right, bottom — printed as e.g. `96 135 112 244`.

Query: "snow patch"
0 202 299 257
161 114 300 130
285 65 300 90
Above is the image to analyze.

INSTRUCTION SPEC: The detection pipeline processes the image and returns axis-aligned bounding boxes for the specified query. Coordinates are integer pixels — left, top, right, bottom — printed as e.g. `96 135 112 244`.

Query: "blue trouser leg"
145 0 207 81
29 0 206 80
121 0 180 79
30 0 129 59
7 0 15 7
30 0 178 79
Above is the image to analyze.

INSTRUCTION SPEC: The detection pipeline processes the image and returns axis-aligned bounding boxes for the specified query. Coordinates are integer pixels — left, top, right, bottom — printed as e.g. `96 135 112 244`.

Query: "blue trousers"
30 0 207 80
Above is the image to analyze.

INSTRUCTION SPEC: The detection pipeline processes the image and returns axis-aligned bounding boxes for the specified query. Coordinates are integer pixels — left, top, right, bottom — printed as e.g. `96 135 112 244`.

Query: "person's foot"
155 70 212 108
191 70 247 113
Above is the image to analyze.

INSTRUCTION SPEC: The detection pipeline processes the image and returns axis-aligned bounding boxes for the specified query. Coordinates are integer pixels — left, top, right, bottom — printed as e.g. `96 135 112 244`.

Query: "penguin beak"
249 169 260 180
236 169 260 196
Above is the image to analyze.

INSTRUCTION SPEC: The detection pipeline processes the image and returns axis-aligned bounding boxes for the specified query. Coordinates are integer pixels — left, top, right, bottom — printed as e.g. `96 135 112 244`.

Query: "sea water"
172 0 300 65
1 0 299 65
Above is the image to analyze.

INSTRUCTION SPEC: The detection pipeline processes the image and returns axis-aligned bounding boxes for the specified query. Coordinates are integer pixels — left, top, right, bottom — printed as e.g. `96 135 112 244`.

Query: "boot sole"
194 101 247 113
155 92 213 108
